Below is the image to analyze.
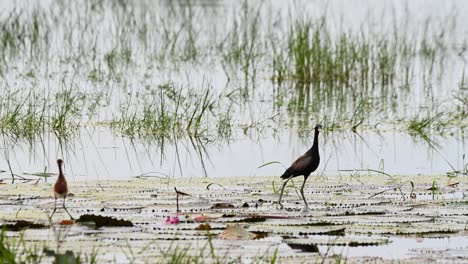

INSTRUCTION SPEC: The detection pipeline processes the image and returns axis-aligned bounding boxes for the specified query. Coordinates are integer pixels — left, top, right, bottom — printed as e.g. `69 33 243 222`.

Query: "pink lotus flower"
165 216 180 224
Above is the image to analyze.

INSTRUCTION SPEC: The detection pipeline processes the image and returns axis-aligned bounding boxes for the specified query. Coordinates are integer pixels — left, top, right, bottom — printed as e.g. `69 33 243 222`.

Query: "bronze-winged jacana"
277 124 322 212
49 159 74 220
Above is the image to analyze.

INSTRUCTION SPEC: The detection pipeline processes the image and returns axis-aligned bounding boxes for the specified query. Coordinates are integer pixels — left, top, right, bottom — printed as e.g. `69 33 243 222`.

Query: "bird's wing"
281 154 313 179
291 154 314 171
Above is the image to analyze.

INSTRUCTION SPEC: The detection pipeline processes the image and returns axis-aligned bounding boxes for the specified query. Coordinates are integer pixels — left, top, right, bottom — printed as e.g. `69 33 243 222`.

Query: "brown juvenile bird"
49 159 74 220
277 124 322 212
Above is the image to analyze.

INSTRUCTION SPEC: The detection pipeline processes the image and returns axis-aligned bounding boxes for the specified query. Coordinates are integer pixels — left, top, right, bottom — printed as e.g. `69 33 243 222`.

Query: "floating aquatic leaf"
221 215 267 223
59 220 75 225
287 243 319 253
192 214 221 222
252 231 269 240
196 223 211 231
206 183 226 190
0 220 47 231
285 237 390 247
446 182 459 188
0 175 466 261
238 216 266 223
211 203 235 209
348 241 387 247
76 214 133 228
218 224 256 240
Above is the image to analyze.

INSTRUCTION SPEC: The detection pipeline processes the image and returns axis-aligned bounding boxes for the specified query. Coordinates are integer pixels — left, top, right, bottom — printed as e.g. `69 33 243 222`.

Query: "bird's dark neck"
306 129 319 155
58 163 64 179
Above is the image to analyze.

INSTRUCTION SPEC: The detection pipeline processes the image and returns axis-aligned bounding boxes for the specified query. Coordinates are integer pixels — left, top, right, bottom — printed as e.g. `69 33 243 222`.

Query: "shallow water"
320 235 468 259
0 128 465 181
0 0 466 181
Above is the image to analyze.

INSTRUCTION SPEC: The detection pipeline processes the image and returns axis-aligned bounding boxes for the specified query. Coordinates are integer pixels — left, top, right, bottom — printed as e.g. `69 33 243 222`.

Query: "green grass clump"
0 0 465 142
0 229 99 264
273 17 400 92
408 115 438 137
0 89 84 141
0 92 46 141
111 83 215 142
52 90 85 137
0 229 44 263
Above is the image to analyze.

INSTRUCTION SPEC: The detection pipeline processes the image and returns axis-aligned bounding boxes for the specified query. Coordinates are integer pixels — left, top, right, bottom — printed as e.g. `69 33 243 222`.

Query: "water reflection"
0 0 466 181
0 127 465 182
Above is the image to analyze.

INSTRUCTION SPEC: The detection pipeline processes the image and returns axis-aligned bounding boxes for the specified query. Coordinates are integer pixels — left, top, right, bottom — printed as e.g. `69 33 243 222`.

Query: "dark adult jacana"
49 159 74 220
277 124 322 212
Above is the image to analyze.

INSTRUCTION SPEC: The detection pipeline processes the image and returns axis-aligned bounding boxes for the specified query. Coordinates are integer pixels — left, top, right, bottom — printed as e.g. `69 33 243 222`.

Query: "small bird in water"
277 124 322 212
49 159 74 220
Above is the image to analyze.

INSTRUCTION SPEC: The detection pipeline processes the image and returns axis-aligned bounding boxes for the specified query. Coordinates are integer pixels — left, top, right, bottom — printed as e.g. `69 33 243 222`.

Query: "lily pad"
211 203 235 209
196 223 211 231
76 214 133 228
0 175 466 262
218 224 256 240
287 243 319 253
0 220 47 231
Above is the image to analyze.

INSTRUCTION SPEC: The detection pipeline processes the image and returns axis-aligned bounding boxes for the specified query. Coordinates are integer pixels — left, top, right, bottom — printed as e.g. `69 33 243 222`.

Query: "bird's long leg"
300 176 309 212
62 197 74 220
49 197 57 219
278 177 292 209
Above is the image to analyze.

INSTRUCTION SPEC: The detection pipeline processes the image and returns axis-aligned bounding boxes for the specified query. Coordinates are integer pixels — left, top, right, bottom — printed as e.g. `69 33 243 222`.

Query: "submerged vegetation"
110 83 221 142
0 0 464 182
0 0 465 145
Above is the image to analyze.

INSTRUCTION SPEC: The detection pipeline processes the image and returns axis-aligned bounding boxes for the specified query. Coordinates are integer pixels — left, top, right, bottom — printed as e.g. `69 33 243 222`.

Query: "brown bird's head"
314 124 322 131
57 159 63 166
